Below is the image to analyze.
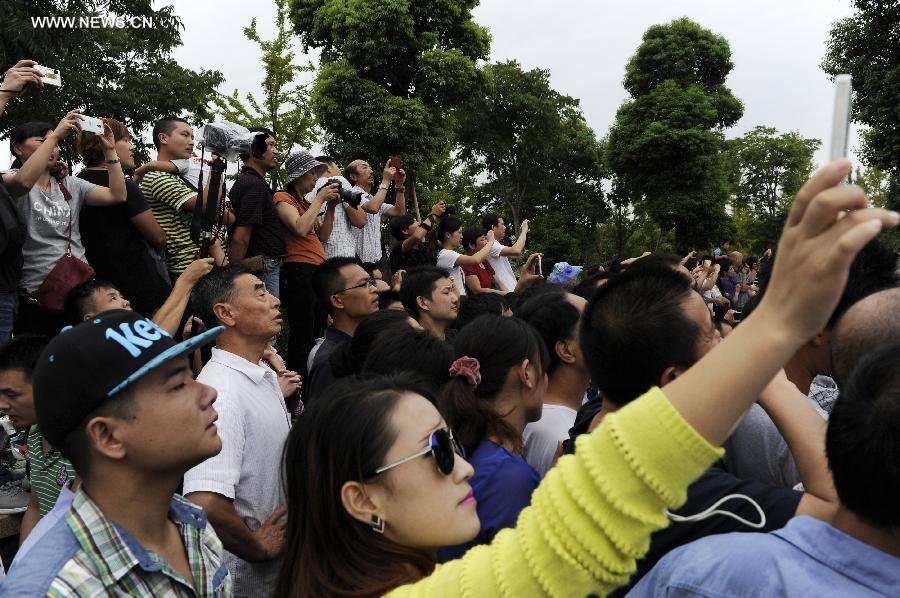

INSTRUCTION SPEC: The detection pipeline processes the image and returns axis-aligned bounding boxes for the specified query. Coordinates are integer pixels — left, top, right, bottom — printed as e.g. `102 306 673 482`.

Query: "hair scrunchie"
449 356 481 388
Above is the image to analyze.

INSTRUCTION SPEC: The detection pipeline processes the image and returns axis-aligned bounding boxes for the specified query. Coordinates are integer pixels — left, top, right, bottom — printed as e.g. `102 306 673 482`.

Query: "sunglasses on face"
368 428 465 478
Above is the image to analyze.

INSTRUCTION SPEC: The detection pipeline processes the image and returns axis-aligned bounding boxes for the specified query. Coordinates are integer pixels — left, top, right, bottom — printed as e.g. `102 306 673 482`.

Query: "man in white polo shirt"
308 157 367 259
345 159 407 264
481 214 530 291
182 265 291 597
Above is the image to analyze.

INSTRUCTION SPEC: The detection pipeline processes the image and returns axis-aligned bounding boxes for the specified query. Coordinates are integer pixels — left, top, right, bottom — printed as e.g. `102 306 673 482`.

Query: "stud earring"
371 514 385 534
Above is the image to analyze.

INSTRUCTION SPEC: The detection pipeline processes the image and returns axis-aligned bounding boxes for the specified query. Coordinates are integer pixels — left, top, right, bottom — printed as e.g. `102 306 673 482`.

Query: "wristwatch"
379 182 389 190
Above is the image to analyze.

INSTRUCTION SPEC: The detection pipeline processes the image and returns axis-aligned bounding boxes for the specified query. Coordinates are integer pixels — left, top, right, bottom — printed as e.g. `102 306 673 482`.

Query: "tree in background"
823 0 900 210
0 0 222 163
606 17 743 252
215 0 317 186
289 0 490 215
729 126 820 251
456 61 608 267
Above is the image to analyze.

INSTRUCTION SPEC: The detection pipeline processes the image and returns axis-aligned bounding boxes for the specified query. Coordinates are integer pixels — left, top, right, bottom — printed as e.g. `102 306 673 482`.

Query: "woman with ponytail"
430 215 494 296
437 313 549 561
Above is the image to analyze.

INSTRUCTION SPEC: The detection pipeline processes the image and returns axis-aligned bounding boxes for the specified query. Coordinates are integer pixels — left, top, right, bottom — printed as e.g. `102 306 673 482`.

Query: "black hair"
572 271 614 301
400 266 450 319
190 264 252 328
684 257 699 271
430 216 462 258
452 293 507 330
624 252 682 274
745 240 899 328
390 214 416 241
343 161 362 185
582 265 701 406
313 257 362 317
241 126 276 161
361 262 382 278
151 116 190 151
329 310 413 378
461 227 485 252
378 289 402 310
314 155 335 179
439 314 549 455
517 291 581 375
511 279 556 316
277 373 438 596
831 287 900 386
9 121 54 168
64 279 118 325
826 342 900 528
362 329 455 392
481 213 502 230
0 334 50 380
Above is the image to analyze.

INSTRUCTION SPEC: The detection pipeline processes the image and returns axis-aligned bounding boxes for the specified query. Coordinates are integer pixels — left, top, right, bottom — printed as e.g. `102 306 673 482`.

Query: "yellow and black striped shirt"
139 171 198 274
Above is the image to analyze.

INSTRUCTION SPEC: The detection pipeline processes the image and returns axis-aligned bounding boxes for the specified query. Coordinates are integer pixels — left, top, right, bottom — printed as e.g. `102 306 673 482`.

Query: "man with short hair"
388 201 445 273
400 266 460 340
0 335 67 524
139 117 229 280
182 265 290 596
228 128 283 297
345 159 406 264
1 310 229 595
634 340 900 596
311 158 366 259
580 265 839 594
306 257 380 401
481 214 529 291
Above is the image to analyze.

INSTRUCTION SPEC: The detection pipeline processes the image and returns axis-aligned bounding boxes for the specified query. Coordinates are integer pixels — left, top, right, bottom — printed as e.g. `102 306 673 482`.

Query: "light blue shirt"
631 516 900 597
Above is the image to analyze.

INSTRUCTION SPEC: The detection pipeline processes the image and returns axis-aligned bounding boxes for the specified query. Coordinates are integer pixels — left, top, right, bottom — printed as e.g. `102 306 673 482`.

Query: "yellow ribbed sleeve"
387 387 723 597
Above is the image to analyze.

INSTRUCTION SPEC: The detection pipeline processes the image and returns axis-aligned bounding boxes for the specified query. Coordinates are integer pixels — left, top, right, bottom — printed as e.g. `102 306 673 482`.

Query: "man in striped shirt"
1 311 229 596
139 117 230 280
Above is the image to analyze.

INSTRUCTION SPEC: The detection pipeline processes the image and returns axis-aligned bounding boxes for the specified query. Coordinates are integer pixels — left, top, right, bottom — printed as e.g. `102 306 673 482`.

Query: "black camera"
324 178 365 209
443 203 457 215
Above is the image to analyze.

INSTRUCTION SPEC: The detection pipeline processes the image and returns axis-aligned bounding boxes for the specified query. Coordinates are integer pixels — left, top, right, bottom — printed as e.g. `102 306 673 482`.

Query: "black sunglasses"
368 428 465 478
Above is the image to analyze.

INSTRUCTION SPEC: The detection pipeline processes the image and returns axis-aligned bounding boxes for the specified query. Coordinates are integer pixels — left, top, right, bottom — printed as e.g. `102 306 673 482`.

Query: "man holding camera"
345 159 407 265
228 128 283 297
309 160 366 259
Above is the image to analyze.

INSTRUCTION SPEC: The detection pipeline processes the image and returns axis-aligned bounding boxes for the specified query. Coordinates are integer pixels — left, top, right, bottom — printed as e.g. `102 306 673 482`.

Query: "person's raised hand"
519 219 530 234
753 159 899 345
99 117 116 151
50 109 82 141
277 370 302 398
252 505 288 560
317 182 341 205
485 229 495 245
2 60 42 96
382 160 396 185
180 257 215 286
390 269 406 292
431 201 447 217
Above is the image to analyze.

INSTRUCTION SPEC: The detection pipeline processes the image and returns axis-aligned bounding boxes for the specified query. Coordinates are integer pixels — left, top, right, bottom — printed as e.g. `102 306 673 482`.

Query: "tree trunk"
408 172 421 221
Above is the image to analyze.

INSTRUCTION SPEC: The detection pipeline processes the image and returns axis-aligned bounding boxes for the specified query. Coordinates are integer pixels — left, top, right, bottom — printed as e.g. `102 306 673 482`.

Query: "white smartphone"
32 64 62 87
536 254 543 277
829 74 852 162
78 115 104 135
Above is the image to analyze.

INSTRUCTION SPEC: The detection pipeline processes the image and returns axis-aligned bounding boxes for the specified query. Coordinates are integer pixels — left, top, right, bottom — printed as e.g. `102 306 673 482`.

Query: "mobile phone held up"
78 115 104 135
829 74 852 163
388 156 404 183
536 254 543 277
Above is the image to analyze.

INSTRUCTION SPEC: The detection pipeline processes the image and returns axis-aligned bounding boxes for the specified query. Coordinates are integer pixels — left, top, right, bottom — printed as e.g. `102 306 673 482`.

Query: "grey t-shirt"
13 175 96 293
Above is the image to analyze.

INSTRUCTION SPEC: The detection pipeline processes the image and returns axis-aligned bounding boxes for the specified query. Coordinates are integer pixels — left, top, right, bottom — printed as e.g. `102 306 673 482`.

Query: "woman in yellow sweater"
275 159 898 597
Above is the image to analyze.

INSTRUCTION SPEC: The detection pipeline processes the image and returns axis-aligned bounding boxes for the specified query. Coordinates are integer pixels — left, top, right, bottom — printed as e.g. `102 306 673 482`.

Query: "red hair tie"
449 356 481 388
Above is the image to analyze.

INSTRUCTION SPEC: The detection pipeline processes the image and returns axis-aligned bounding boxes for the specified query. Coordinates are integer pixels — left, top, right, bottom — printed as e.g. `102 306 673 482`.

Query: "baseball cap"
283 150 323 184
33 310 223 447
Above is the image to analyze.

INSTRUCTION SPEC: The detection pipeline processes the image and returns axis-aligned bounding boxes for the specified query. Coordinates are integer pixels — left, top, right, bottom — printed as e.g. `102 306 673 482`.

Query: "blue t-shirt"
437 440 540 562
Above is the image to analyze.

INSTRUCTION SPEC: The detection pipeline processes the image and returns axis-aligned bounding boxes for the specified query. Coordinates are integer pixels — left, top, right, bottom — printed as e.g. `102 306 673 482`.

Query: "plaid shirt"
808 374 839 415
1 487 230 596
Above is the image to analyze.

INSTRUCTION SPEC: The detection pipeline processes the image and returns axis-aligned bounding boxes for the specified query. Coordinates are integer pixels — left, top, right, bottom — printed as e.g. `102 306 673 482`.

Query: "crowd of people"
0 59 899 597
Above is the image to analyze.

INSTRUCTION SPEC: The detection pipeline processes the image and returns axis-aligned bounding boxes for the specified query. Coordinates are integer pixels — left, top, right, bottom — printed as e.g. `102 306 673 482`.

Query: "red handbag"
27 180 95 315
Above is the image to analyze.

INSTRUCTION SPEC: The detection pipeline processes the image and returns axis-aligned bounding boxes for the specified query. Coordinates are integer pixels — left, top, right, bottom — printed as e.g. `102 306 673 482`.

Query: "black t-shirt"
228 166 285 259
76 170 171 316
0 180 25 292
610 459 802 596
389 240 433 273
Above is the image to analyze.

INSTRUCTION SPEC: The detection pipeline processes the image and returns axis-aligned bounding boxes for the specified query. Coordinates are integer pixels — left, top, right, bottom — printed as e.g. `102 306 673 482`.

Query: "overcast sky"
165 0 858 168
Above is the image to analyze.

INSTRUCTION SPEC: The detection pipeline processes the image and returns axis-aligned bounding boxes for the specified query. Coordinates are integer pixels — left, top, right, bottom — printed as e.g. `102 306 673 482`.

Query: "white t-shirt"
486 240 517 291
703 284 722 313
310 176 360 259
171 155 213 191
436 248 466 296
356 188 392 264
183 348 291 595
523 404 578 477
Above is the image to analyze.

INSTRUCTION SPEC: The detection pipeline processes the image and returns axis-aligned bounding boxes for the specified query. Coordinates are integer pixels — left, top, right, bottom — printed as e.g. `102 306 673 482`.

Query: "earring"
370 514 385 534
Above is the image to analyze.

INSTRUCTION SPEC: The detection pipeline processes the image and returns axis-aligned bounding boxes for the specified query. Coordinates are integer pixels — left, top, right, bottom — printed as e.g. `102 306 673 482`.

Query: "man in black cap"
0 310 230 596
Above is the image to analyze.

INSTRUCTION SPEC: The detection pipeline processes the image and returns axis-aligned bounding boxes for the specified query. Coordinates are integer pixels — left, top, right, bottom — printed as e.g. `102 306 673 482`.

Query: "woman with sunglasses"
277 162 891 596
437 314 548 561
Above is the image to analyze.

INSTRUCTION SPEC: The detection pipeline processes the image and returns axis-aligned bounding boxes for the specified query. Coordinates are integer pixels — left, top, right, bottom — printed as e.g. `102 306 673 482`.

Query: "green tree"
606 18 743 252
214 0 317 186
289 0 490 214
456 61 608 266
729 126 820 250
0 1 223 162
823 1 900 209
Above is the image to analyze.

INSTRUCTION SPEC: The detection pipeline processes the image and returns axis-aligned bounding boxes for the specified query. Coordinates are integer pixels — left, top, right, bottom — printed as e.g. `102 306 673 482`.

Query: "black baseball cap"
33 310 223 447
